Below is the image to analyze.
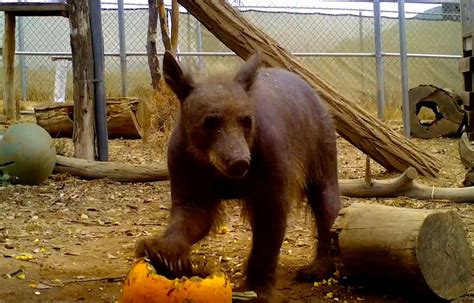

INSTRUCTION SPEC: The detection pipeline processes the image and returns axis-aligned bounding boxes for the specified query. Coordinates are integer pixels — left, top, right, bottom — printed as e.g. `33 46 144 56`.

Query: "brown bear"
136 51 340 302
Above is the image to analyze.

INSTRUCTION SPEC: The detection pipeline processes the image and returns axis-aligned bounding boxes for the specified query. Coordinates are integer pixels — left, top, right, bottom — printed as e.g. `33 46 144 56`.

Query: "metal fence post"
373 0 385 120
359 10 366 104
398 0 411 137
90 0 109 161
196 19 204 74
118 0 128 97
18 15 27 101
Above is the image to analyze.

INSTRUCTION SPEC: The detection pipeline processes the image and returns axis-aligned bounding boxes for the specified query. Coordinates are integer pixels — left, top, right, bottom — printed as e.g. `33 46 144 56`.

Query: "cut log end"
417 211 472 300
332 203 472 300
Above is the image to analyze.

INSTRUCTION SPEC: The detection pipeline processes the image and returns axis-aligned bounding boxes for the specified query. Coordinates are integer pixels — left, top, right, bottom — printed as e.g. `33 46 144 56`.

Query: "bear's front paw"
135 236 192 278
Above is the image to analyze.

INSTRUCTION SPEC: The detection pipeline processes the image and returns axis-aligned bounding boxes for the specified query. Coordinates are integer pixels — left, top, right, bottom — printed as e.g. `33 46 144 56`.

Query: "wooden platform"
0 1 67 16
1 1 68 121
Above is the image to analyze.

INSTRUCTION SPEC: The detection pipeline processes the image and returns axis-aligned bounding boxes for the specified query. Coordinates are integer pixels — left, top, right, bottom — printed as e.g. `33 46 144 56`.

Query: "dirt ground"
0 116 473 303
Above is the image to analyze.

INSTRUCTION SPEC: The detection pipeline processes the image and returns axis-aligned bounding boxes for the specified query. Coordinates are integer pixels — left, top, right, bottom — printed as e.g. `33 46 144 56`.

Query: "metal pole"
359 10 365 104
118 0 127 97
186 12 192 66
398 0 410 137
196 20 204 73
373 0 385 120
18 16 27 101
89 0 109 161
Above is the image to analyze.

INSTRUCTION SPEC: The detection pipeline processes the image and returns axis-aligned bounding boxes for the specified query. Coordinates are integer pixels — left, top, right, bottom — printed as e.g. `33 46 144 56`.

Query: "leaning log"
331 203 472 300
52 157 474 203
54 155 169 182
34 98 150 139
176 0 440 177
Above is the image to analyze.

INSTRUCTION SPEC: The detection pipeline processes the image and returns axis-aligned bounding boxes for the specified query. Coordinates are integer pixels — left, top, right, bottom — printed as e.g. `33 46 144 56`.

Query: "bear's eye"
240 116 253 130
203 116 222 131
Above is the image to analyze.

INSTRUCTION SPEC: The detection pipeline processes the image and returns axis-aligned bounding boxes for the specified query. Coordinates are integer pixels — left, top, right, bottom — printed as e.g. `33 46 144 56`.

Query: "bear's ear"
163 51 194 101
234 51 261 91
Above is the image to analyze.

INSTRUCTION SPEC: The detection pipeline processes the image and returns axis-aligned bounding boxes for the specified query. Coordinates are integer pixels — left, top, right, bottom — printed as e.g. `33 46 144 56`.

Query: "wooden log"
54 155 169 182
176 0 440 177
459 132 474 169
34 98 150 139
68 0 96 160
3 12 18 120
106 98 150 139
409 85 464 139
331 203 472 300
339 167 474 203
34 104 74 137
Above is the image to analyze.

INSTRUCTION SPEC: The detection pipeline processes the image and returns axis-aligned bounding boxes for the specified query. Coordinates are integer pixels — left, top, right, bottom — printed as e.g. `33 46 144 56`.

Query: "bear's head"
163 51 261 179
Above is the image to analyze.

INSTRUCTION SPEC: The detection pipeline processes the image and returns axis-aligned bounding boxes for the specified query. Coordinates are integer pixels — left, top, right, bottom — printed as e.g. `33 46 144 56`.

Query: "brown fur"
135 51 341 302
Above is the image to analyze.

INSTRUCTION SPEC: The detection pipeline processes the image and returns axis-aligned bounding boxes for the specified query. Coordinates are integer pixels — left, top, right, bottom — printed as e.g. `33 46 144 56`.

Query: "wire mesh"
0 1 462 116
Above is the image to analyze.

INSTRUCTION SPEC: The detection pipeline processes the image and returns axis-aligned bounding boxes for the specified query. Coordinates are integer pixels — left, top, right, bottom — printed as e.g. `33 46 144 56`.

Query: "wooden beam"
3 12 18 120
67 0 96 160
0 3 68 17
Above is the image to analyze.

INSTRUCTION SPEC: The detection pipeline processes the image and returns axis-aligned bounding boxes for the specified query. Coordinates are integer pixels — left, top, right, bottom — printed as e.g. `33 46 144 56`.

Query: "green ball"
0 123 56 185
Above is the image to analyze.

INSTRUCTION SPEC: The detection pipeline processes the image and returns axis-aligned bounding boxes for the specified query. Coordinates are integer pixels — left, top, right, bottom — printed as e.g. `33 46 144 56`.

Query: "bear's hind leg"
296 182 340 282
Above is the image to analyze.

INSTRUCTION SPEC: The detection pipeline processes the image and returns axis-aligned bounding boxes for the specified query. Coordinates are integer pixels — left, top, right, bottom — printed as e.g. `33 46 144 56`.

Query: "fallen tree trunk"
54 155 169 182
176 0 440 177
34 98 150 139
339 166 474 203
53 157 474 203
331 203 472 300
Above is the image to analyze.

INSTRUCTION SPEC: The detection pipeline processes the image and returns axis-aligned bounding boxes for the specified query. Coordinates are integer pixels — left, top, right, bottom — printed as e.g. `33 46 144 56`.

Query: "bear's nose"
228 159 250 178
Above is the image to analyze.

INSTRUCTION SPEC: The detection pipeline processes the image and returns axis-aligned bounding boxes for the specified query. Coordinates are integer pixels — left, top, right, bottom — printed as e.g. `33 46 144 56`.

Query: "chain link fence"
0 1 462 117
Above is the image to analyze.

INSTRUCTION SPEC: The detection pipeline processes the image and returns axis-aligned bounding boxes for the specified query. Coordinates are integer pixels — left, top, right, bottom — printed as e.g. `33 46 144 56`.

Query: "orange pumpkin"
120 259 232 303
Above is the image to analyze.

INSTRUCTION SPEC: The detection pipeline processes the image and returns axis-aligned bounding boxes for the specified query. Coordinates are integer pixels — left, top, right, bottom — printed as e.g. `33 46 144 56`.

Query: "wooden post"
158 0 171 51
170 0 180 54
147 0 162 91
3 12 18 120
67 0 96 160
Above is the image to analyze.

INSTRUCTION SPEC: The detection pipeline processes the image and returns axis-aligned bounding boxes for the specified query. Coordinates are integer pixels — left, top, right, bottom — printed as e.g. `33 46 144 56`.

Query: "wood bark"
331 203 472 300
409 85 463 139
170 0 180 54
147 0 162 91
339 167 474 203
68 0 96 160
51 159 474 203
34 98 150 139
459 132 474 169
176 0 440 177
3 12 18 120
157 0 171 51
54 155 169 183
